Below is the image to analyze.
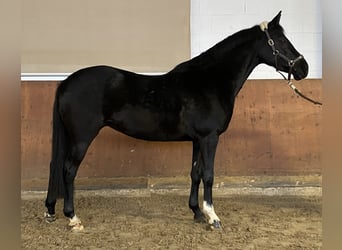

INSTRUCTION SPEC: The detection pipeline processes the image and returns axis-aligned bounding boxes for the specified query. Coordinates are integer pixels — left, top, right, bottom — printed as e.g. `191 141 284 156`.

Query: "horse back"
56 65 232 142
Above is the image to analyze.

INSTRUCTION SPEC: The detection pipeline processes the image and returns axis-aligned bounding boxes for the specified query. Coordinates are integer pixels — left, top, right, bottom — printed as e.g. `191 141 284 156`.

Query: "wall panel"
22 0 190 73
21 80 322 189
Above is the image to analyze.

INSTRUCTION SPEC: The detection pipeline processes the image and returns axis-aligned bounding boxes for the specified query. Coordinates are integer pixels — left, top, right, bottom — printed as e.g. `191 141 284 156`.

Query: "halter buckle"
273 50 279 56
268 39 274 46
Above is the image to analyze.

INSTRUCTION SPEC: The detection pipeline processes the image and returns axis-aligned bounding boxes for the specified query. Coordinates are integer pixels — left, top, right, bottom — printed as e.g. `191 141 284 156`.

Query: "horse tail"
47 84 69 199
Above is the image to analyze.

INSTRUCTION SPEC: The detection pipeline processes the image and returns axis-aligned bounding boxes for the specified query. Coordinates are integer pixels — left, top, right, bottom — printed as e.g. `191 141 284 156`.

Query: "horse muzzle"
292 56 309 80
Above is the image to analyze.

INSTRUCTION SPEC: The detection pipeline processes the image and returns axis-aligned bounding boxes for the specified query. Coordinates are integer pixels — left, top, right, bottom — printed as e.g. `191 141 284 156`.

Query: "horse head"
258 11 309 80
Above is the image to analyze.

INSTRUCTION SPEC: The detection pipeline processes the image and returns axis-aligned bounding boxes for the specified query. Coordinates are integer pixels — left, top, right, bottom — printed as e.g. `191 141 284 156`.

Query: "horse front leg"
200 134 222 229
189 140 206 223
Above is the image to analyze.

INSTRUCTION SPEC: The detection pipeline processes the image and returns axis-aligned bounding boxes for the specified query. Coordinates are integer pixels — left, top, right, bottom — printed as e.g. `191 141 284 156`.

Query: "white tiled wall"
191 0 322 79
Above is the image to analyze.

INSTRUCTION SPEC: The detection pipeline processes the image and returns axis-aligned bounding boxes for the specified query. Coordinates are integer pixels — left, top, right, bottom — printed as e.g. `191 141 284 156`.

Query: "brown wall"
21 79 322 186
22 0 190 73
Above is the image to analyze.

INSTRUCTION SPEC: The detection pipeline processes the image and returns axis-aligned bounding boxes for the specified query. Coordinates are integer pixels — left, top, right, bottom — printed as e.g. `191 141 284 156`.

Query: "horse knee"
190 172 201 184
202 174 213 187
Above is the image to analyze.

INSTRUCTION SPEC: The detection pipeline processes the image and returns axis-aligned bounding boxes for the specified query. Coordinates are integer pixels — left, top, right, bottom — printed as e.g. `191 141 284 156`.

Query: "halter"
259 22 322 105
260 21 303 82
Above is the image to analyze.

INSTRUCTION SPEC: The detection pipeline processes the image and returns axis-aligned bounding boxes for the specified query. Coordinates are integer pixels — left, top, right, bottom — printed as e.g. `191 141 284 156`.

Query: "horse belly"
107 106 188 141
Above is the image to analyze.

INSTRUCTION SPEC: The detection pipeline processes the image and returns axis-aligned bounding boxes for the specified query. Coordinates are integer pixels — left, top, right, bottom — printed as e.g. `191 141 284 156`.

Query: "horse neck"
170 26 263 97
210 37 261 97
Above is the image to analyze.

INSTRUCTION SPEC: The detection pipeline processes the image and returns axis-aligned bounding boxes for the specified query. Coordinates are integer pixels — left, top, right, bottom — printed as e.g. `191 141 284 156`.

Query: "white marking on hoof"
68 215 84 231
203 201 221 226
44 212 56 223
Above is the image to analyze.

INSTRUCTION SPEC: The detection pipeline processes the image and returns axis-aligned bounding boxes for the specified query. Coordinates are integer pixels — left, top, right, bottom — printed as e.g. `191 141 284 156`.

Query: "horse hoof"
70 223 84 232
208 220 222 230
68 215 84 231
44 212 56 223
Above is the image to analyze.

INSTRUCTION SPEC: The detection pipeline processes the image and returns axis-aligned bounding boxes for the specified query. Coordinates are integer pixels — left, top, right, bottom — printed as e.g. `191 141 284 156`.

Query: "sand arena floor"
21 187 321 250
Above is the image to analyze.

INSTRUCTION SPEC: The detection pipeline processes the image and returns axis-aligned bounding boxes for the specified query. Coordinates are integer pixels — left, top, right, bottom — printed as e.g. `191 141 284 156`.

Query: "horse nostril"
297 60 309 78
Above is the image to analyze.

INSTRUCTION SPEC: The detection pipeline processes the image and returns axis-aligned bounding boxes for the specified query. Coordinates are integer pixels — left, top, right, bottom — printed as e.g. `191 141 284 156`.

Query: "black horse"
44 12 308 230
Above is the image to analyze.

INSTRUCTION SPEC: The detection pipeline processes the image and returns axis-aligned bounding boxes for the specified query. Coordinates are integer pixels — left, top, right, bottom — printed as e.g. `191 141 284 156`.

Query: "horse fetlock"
189 203 206 223
63 207 75 219
193 209 205 222
44 212 56 223
203 201 221 228
194 212 207 224
45 199 56 214
68 215 84 231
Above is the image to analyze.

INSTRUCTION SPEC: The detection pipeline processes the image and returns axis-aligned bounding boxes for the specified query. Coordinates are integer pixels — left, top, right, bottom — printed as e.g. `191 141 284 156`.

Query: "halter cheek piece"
259 21 303 81
259 21 322 106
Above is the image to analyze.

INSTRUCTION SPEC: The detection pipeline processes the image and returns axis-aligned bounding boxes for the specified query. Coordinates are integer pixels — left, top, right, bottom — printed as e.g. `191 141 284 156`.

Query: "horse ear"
269 11 282 27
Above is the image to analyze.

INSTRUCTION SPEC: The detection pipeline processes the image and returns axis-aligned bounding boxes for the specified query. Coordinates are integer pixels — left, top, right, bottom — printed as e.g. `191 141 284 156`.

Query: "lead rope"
260 22 322 106
276 66 322 106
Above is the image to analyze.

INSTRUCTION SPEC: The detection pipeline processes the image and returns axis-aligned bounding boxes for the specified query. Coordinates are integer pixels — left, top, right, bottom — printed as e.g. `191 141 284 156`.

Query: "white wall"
191 0 322 79
22 0 322 81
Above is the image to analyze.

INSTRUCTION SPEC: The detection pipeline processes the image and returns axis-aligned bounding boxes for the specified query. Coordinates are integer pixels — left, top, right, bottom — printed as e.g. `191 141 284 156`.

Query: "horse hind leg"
44 164 60 223
62 140 93 231
44 177 58 223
